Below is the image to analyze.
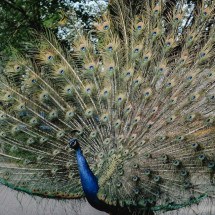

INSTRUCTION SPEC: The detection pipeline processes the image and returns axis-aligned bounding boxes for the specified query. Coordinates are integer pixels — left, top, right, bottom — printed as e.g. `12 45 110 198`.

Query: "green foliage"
0 0 71 51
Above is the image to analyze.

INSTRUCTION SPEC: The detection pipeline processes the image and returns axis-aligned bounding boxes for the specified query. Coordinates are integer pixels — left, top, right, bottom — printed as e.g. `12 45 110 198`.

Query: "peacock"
0 0 215 214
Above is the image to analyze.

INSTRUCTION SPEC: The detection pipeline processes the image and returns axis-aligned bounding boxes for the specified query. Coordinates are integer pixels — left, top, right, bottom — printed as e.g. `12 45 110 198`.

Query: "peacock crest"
0 0 215 214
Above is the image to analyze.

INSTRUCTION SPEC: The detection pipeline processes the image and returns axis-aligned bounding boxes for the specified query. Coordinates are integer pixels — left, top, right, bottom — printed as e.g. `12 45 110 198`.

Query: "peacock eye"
16 66 21 70
133 188 140 195
166 42 171 47
210 95 214 100
126 72 131 76
59 69 64 74
154 9 158 14
116 182 122 187
47 55 53 60
159 67 163 72
145 92 150 96
200 52 206 58
137 25 142 30
103 25 109 30
67 88 72 93
175 17 179 21
198 154 205 160
132 176 139 181
104 90 108 95
152 31 157 36
144 169 151 176
166 82 172 87
191 95 196 100
134 48 139 53
181 170 188 176
89 65 94 70
188 36 193 41
108 46 113 51
173 160 180 166
192 143 198 149
86 88 91 93
109 66 114 71
118 97 122 101
144 56 149 61
81 47 86 52
208 162 215 168
187 76 193 81
203 11 207 16
154 175 160 182
32 79 37 83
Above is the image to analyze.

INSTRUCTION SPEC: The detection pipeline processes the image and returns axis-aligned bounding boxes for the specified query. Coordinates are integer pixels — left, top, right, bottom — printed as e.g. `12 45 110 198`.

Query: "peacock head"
69 138 80 150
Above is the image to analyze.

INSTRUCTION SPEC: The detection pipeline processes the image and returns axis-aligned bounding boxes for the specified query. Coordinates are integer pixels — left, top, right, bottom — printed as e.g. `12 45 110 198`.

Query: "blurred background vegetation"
0 0 108 52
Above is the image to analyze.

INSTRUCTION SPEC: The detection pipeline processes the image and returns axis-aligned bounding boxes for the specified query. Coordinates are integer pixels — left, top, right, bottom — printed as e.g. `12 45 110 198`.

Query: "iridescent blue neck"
74 147 110 213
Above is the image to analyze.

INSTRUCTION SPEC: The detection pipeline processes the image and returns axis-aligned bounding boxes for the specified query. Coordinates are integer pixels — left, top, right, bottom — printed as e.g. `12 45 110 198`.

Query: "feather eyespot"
152 31 157 36
116 182 122 187
187 76 193 81
137 25 142 30
205 117 214 124
89 65 94 70
80 46 86 52
144 169 151 176
191 143 199 149
144 56 149 61
31 79 37 83
59 69 65 74
15 65 21 71
134 79 140 85
172 160 180 166
191 95 196 100
126 71 131 76
209 95 214 101
154 175 160 182
181 170 188 176
198 154 205 161
0 132 6 137
188 36 193 41
166 82 172 87
166 42 171 47
133 164 139 169
134 48 139 53
159 67 164 72
200 52 206 58
47 55 53 61
86 88 91 93
132 176 139 181
208 162 214 168
103 25 109 30
133 188 139 195
108 46 113 51
104 90 108 95
109 66 114 71
207 72 212 77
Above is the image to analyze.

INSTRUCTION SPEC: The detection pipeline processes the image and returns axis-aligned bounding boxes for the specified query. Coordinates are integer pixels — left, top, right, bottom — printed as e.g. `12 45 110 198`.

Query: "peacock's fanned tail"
0 0 215 213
